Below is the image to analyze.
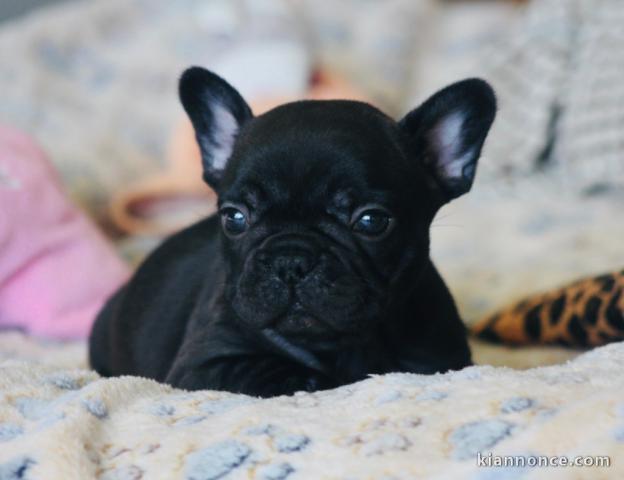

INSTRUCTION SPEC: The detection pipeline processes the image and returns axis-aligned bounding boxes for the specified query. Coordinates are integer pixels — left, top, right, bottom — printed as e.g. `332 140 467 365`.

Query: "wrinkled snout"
257 234 319 286
232 232 380 342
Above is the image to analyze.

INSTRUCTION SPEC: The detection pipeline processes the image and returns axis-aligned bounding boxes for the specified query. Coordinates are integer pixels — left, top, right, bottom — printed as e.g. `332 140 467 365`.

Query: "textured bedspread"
0 332 623 479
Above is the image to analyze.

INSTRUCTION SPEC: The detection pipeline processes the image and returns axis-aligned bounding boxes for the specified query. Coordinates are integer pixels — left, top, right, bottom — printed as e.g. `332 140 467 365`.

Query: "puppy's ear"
399 79 496 200
179 67 253 188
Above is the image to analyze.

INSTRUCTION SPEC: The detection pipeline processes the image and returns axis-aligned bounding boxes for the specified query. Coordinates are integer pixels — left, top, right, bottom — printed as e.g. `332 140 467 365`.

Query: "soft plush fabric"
0 125 128 339
295 0 436 113
405 0 624 192
0 0 430 226
477 0 624 190
0 332 622 478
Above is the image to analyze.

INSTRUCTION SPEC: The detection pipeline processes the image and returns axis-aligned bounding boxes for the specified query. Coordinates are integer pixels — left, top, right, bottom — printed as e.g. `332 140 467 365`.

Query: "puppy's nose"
272 249 317 284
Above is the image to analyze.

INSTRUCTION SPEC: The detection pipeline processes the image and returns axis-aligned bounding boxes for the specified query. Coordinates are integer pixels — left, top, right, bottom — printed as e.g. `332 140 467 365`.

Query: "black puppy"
89 67 496 397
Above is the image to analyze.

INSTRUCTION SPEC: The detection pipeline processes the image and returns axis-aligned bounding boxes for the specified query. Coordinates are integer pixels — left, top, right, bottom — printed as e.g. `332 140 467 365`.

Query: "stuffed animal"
472 269 624 347
0 125 129 338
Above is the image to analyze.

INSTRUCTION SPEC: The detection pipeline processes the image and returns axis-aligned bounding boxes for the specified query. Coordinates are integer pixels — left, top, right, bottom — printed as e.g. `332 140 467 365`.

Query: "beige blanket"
0 332 622 479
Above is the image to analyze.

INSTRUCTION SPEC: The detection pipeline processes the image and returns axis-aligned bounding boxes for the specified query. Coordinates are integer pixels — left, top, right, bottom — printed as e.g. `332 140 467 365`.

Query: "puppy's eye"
220 206 249 236
352 209 392 237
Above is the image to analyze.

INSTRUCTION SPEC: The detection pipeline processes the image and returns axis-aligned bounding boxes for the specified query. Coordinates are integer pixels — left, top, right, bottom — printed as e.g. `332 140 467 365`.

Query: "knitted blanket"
0 332 622 479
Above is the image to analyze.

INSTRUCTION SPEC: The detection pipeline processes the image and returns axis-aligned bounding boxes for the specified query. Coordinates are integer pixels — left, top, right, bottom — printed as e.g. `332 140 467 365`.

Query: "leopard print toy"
472 269 624 347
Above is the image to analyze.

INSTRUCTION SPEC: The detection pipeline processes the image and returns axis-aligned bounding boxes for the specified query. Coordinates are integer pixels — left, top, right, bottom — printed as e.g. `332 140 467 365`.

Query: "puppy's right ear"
179 67 253 189
399 79 496 202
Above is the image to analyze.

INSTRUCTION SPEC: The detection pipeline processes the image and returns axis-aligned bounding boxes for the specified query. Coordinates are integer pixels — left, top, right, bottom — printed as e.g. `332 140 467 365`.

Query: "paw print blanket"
0 333 622 479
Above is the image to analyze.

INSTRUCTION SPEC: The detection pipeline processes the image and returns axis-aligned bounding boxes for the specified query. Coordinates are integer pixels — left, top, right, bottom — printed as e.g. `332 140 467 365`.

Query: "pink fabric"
0 125 128 339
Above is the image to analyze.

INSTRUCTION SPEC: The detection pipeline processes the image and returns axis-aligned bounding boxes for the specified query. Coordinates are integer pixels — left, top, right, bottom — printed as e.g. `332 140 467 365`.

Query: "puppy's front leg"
166 356 331 397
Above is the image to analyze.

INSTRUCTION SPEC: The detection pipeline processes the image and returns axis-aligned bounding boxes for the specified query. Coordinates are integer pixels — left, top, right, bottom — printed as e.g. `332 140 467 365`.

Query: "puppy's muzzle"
258 235 319 285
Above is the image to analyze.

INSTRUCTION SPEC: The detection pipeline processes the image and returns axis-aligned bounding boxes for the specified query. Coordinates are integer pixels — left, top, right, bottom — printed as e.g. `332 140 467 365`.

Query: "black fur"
89 67 496 397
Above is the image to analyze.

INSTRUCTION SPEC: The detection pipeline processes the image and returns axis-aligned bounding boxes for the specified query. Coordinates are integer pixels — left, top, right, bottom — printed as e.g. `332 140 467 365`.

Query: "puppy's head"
180 67 496 349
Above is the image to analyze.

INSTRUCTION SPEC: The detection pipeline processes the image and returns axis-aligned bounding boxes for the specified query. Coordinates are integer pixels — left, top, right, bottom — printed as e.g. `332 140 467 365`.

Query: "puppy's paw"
305 375 321 392
276 373 329 396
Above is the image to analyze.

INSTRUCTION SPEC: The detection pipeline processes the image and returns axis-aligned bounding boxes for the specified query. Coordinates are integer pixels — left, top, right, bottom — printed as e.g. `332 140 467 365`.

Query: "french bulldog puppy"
89 67 496 397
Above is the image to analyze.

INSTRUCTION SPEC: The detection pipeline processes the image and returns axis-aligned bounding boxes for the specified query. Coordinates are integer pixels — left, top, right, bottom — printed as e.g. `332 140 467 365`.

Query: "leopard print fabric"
472 270 624 347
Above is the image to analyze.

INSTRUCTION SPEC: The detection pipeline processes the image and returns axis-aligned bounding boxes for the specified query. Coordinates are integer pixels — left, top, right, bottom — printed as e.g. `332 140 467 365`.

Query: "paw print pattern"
449 420 515 460
185 440 251 480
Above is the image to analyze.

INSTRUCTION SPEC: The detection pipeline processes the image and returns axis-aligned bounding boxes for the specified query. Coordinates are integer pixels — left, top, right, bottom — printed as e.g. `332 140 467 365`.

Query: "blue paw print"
185 440 251 480
450 419 515 460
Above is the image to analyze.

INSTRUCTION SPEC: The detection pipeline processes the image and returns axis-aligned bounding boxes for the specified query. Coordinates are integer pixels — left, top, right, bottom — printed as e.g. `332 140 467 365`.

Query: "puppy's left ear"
399 79 496 200
179 67 253 189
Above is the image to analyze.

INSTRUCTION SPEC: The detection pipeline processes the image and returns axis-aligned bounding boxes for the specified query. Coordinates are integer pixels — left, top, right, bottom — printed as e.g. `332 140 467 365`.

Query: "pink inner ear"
430 111 471 180
208 102 239 170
